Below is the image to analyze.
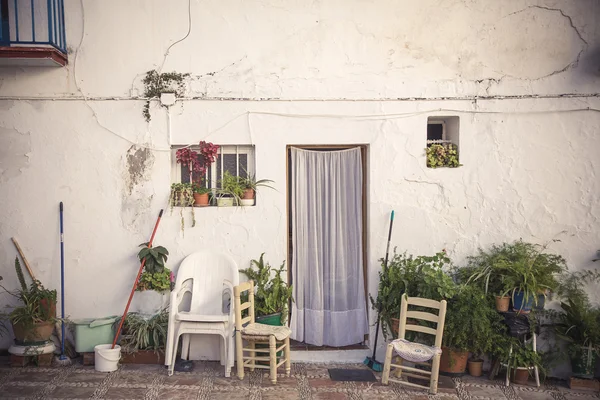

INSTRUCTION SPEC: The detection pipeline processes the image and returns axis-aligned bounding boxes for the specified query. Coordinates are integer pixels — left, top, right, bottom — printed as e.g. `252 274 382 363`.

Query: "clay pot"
495 296 510 312
40 298 56 319
243 188 255 200
12 320 54 344
193 193 209 206
439 347 469 374
512 368 530 385
467 359 483 377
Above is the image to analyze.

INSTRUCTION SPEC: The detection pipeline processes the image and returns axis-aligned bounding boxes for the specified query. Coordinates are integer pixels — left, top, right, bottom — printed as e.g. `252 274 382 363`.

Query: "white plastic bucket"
94 344 121 372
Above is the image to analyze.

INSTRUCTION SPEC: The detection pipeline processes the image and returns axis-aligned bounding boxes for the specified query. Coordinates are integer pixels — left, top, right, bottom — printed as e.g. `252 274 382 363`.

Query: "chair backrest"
233 280 255 332
397 294 447 348
175 250 239 315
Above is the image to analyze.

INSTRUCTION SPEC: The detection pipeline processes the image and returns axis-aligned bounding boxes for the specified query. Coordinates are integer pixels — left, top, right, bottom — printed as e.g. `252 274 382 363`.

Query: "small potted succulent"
426 143 460 168
240 171 275 206
169 183 195 232
192 183 211 206
216 171 244 207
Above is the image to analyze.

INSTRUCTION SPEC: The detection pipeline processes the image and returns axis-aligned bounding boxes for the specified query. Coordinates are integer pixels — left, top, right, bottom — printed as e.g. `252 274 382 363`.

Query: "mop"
364 210 395 372
54 202 72 366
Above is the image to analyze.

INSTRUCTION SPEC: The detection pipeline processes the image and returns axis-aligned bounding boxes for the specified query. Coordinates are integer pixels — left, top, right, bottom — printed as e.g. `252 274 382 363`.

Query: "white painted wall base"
291 349 371 364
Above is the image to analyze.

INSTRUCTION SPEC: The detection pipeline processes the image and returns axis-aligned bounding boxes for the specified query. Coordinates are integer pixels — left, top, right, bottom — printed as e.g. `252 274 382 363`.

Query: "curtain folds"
290 147 367 347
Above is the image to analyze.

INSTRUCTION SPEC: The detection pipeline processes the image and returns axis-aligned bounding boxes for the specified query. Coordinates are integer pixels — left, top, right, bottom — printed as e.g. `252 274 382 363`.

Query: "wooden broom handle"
11 237 38 282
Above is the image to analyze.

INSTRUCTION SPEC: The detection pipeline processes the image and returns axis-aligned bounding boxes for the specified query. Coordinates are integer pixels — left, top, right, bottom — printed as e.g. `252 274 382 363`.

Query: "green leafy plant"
510 345 546 379
0 258 57 336
369 249 457 340
192 183 211 195
239 253 294 323
169 183 195 232
137 243 169 274
442 285 506 354
142 70 189 122
137 268 172 293
121 310 169 353
426 143 460 168
217 171 245 205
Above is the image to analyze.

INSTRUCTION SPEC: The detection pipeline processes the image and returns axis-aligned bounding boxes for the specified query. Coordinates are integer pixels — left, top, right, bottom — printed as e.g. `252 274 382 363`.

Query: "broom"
364 210 394 372
54 202 72 366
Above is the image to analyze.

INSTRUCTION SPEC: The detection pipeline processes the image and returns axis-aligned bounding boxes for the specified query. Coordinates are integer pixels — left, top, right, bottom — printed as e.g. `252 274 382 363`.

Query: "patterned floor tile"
312 392 349 399
0 384 40 398
46 385 99 398
162 374 206 386
112 372 154 387
8 370 59 383
208 390 251 399
261 389 300 399
103 386 149 399
157 386 202 400
465 384 508 398
64 371 106 385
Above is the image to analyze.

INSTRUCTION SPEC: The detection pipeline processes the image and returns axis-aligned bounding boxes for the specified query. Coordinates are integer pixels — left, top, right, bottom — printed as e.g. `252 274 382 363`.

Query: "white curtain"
290 147 368 347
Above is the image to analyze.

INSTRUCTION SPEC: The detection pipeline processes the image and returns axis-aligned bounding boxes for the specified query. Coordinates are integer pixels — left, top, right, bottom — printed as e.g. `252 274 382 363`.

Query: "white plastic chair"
165 251 239 376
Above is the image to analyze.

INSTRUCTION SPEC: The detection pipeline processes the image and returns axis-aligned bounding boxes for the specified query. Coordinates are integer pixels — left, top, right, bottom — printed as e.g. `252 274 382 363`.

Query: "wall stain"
125 145 154 194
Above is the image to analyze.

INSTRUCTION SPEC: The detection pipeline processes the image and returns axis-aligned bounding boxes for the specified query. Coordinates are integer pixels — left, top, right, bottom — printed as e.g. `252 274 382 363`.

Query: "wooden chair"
381 294 447 394
233 280 291 384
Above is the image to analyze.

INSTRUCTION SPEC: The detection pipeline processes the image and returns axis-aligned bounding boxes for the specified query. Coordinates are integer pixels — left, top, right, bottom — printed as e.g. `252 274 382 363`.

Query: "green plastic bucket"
72 316 119 353
255 313 283 363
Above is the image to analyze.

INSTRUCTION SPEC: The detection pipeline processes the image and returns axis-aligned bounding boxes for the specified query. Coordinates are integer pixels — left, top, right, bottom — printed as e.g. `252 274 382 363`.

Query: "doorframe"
286 144 369 340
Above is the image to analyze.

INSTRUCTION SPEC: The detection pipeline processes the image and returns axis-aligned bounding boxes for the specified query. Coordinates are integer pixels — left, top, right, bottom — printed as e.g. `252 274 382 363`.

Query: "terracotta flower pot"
193 193 209 206
512 368 530 385
243 188 255 200
12 320 54 344
468 359 483 377
439 346 469 374
495 296 510 312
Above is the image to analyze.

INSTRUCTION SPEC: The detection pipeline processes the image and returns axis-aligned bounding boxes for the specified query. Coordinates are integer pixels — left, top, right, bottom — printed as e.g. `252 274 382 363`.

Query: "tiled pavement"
0 360 598 400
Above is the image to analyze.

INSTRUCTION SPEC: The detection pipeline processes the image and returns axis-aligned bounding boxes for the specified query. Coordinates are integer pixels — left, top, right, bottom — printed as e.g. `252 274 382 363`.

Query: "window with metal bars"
172 145 255 188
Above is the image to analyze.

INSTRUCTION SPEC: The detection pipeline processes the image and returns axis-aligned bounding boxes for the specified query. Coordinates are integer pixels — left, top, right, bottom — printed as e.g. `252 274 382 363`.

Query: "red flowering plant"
175 141 219 185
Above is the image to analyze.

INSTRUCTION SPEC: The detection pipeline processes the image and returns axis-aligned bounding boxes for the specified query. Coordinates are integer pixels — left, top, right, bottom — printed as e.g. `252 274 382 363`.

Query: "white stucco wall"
1 0 599 366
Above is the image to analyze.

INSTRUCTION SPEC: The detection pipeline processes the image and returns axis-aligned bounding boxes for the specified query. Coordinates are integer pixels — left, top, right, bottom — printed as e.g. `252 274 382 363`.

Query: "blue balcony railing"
0 0 66 53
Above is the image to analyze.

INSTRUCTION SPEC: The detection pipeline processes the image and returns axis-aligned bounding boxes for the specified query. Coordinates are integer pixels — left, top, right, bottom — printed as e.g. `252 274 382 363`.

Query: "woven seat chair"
233 280 291 384
381 294 447 394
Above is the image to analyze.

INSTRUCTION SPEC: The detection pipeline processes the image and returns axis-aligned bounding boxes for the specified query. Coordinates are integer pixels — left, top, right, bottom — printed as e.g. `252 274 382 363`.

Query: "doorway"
287 145 368 347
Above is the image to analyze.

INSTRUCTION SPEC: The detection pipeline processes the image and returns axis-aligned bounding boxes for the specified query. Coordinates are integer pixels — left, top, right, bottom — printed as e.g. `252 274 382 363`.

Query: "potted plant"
550 269 600 379
192 183 211 206
426 143 460 168
216 171 244 207
120 310 169 364
499 240 566 313
0 258 57 344
463 246 514 312
133 243 171 315
370 250 457 340
508 345 544 385
439 285 505 375
240 170 275 206
169 183 196 232
239 253 294 326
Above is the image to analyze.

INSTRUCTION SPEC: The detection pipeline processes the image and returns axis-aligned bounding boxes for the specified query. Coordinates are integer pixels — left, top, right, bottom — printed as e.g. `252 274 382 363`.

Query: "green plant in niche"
136 244 172 293
142 70 189 122
426 143 460 168
169 183 195 233
239 253 294 323
121 310 169 353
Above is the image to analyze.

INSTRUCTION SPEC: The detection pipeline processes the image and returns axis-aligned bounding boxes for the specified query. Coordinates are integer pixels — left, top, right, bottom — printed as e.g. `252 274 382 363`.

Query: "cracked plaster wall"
0 0 599 369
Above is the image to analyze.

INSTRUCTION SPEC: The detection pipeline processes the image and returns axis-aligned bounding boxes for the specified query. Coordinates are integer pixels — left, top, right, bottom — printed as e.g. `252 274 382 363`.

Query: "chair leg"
236 333 244 381
269 335 277 384
429 353 441 395
181 334 191 360
168 333 180 376
220 335 226 366
505 345 513 387
228 331 235 377
249 341 256 372
381 343 394 385
284 336 291 377
393 356 404 378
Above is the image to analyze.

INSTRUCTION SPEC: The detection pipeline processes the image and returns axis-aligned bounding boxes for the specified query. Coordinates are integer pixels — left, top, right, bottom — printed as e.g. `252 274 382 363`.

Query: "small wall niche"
426 116 461 168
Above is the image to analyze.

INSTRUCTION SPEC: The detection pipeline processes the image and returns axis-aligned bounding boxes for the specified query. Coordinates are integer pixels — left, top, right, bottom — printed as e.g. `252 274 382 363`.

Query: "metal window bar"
0 0 66 53
426 139 454 145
